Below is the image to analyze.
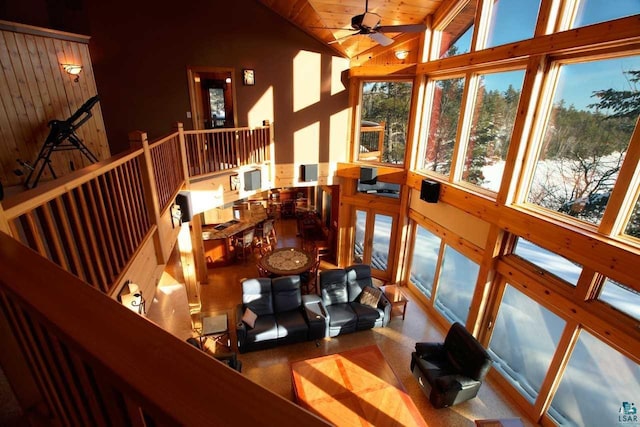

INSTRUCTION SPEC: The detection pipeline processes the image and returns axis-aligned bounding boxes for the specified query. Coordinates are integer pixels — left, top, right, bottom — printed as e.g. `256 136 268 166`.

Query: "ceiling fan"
328 0 426 47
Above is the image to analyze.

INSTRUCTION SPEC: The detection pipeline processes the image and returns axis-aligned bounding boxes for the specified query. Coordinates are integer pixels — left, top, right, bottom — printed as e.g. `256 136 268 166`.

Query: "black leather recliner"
302 265 390 338
410 322 492 408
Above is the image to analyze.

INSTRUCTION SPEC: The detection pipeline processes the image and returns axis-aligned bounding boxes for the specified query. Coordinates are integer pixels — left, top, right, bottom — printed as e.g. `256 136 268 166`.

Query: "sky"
450 0 640 111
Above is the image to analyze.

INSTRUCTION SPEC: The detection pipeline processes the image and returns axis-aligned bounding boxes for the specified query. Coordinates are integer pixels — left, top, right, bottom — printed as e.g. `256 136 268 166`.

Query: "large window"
409 225 442 298
526 55 640 227
549 329 640 426
359 81 413 165
433 245 479 325
462 70 525 191
422 77 466 175
488 285 566 403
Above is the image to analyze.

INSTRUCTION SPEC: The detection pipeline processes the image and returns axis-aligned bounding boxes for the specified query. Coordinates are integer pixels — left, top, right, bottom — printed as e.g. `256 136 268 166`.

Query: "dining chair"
263 219 277 245
234 228 255 261
259 243 273 257
301 259 320 295
257 262 272 278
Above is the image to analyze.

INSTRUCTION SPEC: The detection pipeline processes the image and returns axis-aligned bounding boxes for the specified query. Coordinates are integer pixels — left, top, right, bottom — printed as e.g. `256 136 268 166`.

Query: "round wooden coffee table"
261 247 314 276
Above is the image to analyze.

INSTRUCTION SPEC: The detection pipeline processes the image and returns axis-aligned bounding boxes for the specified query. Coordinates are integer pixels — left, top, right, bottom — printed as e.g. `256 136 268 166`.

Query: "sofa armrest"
415 342 444 357
302 294 329 338
302 294 326 315
377 292 391 327
434 374 481 392
235 304 247 347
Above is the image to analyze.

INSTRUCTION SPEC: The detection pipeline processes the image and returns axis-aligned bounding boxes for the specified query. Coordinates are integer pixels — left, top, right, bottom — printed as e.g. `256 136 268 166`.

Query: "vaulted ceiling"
257 0 444 60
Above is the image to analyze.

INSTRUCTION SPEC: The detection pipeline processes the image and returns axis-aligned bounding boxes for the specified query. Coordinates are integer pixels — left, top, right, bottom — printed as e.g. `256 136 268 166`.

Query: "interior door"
187 67 236 130
353 208 396 279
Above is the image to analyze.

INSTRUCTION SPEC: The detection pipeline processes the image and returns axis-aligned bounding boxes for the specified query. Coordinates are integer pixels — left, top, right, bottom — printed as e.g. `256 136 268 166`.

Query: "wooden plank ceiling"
257 0 443 59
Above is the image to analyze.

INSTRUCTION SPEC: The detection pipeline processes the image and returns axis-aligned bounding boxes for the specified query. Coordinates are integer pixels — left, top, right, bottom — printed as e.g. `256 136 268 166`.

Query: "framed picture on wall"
243 69 255 86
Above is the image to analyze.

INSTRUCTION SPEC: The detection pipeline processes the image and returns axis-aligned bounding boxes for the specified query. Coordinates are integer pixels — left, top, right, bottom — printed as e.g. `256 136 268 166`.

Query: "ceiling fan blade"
328 31 360 44
368 32 394 46
377 23 427 33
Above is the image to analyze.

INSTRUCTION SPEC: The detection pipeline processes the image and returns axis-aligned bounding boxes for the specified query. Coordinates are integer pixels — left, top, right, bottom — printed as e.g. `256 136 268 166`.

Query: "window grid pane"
409 225 442 298
433 245 479 325
526 56 640 227
513 238 582 286
571 0 640 29
462 70 525 191
439 1 476 58
599 278 640 321
360 81 412 165
485 0 541 48
549 329 640 427
422 77 466 175
371 213 393 271
488 284 566 403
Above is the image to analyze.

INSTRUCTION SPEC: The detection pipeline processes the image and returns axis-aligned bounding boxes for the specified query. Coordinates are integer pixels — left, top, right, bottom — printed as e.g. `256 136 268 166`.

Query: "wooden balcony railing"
149 131 185 213
184 126 271 178
358 121 385 162
0 121 300 425
2 150 152 294
0 232 327 426
1 123 272 295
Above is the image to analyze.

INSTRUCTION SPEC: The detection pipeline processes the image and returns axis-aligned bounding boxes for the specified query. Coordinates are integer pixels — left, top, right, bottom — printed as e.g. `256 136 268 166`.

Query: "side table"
199 313 230 351
381 284 408 320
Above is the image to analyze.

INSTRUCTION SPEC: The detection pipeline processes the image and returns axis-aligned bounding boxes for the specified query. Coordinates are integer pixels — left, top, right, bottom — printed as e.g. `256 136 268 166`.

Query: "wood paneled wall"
0 20 109 189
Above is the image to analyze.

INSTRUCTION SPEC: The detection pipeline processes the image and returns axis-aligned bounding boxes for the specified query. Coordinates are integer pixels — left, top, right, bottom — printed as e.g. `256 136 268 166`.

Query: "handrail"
2 148 144 219
0 232 328 426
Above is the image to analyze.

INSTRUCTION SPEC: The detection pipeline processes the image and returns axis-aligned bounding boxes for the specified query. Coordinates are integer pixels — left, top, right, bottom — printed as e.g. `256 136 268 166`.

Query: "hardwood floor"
148 217 535 427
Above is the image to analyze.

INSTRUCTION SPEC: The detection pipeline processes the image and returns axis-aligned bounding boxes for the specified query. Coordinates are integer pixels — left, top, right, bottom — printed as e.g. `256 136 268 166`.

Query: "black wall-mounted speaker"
175 191 193 222
244 169 262 191
300 164 318 182
420 179 440 203
360 166 377 184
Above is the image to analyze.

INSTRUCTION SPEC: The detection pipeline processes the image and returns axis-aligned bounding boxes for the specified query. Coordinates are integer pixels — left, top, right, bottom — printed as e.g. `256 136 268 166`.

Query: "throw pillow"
242 307 258 328
359 286 382 308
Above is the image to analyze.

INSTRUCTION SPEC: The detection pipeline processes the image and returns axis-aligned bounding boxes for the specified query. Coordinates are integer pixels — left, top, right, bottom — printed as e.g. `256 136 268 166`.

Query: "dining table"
260 247 315 276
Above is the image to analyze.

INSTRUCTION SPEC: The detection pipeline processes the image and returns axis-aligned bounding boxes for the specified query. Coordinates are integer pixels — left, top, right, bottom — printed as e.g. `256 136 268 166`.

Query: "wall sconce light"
62 64 83 82
121 282 146 315
394 50 409 60
225 77 232 84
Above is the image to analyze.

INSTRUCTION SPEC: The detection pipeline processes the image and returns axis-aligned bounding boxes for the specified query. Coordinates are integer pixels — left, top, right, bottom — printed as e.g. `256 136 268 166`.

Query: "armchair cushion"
346 264 374 301
272 276 302 312
245 314 278 345
320 269 348 305
242 278 274 316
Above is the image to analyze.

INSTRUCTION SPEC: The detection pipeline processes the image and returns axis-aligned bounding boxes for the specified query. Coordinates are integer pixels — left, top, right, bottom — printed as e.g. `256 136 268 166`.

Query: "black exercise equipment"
24 95 100 189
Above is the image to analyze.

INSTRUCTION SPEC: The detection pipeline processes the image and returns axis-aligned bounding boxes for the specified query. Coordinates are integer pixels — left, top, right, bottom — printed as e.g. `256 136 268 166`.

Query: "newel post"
174 122 190 184
129 130 166 264
173 122 208 285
